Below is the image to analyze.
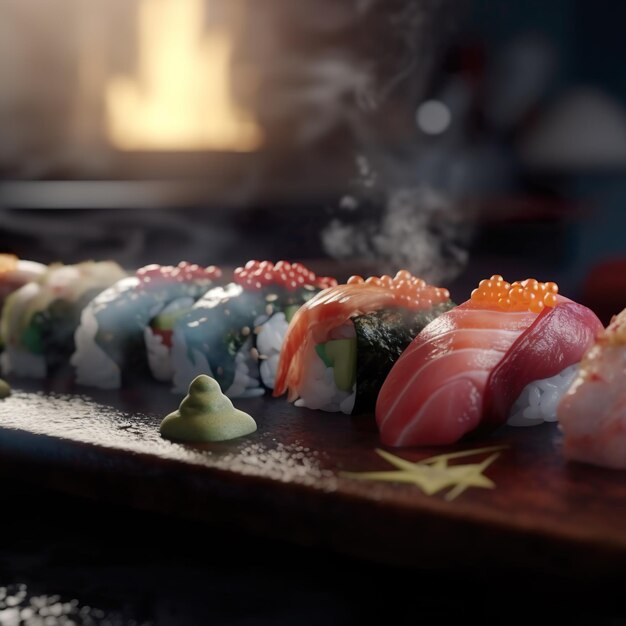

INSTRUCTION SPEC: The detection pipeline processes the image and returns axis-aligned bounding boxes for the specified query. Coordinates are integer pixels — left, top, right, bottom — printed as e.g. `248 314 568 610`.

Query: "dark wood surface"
0 375 625 577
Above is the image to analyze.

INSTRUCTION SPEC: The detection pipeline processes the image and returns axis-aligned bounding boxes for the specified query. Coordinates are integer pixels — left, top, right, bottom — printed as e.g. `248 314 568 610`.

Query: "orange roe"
346 270 449 308
470 275 559 314
0 254 18 275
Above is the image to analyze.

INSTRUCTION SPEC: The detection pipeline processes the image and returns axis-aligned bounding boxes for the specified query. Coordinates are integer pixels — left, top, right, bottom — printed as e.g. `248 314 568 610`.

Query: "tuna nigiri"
557 307 626 469
376 276 603 447
273 271 453 414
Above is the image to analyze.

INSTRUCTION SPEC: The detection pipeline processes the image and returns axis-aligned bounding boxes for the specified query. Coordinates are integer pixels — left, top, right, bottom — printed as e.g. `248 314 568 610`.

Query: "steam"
322 174 471 284
318 0 472 284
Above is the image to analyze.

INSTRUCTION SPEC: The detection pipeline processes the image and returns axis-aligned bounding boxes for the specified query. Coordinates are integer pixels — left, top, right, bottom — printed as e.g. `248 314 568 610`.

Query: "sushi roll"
557 307 626 469
272 271 454 414
376 276 603 447
171 260 336 398
72 262 221 389
1 261 127 378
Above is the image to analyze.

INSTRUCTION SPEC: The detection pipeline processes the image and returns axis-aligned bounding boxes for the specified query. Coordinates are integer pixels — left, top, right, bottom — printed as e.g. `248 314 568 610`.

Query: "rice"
507 364 579 427
144 326 172 382
256 312 289 389
294 352 356 414
71 306 122 389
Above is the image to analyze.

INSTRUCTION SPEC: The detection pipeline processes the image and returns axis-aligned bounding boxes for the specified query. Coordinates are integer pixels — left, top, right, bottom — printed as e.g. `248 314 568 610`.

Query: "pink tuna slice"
482 298 603 431
375 296 602 447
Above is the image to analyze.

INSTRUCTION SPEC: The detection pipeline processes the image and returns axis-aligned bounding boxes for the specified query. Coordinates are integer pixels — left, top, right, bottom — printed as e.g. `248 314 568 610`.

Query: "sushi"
557 307 626 469
171 260 336 398
376 276 603 447
272 271 454 414
1 261 126 378
72 262 221 389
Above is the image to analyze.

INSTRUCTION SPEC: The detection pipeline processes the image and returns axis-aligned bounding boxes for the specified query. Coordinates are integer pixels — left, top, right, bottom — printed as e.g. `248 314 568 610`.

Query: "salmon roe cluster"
346 270 450 308
471 275 559 313
234 260 337 292
0 254 18 274
137 262 222 285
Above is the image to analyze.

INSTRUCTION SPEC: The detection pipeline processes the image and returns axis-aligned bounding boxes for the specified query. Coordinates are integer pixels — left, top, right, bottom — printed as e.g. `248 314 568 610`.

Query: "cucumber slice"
21 321 43 354
323 338 357 392
315 343 332 367
284 304 300 323
152 297 195 330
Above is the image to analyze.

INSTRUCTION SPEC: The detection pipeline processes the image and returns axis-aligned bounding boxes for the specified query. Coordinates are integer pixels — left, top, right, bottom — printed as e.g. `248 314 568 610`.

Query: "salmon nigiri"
273 271 452 413
376 276 602 447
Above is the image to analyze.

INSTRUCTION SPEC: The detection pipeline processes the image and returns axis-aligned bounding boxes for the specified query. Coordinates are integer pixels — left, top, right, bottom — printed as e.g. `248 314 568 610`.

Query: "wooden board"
0 376 625 574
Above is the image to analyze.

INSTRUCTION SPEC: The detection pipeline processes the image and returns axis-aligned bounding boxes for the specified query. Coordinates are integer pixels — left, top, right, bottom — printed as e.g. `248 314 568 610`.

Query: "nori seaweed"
352 301 455 415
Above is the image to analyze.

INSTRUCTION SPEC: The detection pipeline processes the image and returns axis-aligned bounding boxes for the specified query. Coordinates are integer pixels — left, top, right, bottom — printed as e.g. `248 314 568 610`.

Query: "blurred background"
1 0 626 322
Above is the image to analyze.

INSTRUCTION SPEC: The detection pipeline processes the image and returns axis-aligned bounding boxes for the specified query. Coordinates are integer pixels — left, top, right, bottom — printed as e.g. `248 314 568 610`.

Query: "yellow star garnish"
341 445 507 501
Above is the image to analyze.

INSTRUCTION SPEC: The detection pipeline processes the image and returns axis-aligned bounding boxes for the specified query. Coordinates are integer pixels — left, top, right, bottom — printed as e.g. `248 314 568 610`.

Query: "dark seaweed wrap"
175 282 319 393
351 301 455 414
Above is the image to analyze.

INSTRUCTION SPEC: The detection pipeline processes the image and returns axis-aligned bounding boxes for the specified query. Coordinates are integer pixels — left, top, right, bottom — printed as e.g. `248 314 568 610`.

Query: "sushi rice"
507 364 579 426
294 353 356 414
72 305 123 388
256 312 289 390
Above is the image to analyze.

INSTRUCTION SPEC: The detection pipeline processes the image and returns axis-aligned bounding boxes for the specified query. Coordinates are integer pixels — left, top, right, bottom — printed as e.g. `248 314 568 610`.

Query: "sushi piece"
557 308 626 469
1 261 127 378
0 254 46 314
272 271 454 414
72 262 221 389
171 260 336 398
376 276 603 447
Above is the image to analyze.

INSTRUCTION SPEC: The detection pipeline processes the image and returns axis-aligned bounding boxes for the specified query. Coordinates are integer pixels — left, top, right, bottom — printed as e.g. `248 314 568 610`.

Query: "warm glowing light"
106 0 263 151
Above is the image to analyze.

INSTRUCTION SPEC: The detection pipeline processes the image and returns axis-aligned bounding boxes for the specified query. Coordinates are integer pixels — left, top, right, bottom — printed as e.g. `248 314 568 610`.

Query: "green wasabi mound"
160 374 257 443
0 378 10 399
